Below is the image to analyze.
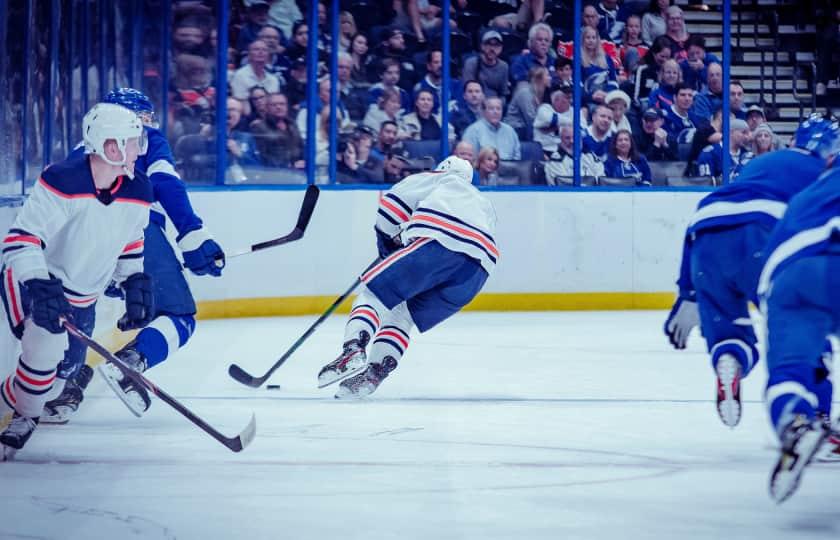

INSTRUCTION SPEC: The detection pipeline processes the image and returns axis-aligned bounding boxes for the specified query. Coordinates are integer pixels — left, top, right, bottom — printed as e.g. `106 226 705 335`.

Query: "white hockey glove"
664 295 699 350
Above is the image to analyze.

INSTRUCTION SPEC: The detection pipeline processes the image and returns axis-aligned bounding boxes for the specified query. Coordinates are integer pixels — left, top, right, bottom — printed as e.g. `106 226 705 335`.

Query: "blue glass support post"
130 0 143 88
572 0 582 187
81 0 90 113
721 0 731 184
328 0 338 184
440 0 451 161
214 0 230 186
21 0 33 190
0 0 6 180
98 0 107 98
108 0 117 88
160 0 171 138
44 0 60 168
67 0 76 151
304 0 319 184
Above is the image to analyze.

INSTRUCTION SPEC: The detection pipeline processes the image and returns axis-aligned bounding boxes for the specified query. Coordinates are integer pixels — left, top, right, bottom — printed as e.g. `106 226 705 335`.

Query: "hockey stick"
226 184 320 259
63 320 257 453
228 257 380 388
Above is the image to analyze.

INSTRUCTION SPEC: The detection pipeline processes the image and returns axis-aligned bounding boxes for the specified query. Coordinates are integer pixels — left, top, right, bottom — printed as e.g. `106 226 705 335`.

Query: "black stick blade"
295 184 320 233
228 363 265 388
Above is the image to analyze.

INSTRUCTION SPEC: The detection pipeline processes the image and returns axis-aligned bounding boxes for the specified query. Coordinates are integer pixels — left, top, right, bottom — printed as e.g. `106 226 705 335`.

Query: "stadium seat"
598 176 638 187
497 160 535 185
552 175 597 186
666 175 716 187
519 141 544 162
404 139 445 161
649 160 687 186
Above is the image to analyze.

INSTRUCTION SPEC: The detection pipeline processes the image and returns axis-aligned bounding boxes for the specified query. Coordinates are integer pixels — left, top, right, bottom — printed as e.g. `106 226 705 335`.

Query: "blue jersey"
662 106 696 144
757 163 840 298
603 155 652 185
70 127 203 238
695 142 753 179
582 128 612 161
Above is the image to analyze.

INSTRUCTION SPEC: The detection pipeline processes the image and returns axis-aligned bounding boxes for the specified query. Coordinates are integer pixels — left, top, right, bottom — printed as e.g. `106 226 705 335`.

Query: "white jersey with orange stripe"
375 171 498 274
2 153 153 306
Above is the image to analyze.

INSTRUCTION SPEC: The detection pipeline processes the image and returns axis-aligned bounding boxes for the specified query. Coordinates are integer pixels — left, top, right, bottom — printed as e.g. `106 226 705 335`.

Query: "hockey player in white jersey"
317 156 498 398
0 103 154 460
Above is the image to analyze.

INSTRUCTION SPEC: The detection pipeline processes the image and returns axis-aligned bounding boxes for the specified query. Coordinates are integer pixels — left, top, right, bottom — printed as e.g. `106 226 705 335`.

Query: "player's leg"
316 292 383 387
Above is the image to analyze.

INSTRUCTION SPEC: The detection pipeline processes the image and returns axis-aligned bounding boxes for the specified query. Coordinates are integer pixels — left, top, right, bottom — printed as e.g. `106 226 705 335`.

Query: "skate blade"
769 429 829 503
96 364 144 418
1 444 17 462
716 357 741 427
317 364 367 389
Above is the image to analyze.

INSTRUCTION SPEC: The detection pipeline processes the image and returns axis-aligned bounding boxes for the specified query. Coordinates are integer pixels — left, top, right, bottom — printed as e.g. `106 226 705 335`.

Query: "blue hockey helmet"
104 88 158 128
792 113 840 160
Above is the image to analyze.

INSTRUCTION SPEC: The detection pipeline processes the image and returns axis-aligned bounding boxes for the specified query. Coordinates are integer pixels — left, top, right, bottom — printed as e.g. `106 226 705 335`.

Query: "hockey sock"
6 358 56 418
132 314 196 369
710 339 758 376
344 287 384 344
369 303 414 365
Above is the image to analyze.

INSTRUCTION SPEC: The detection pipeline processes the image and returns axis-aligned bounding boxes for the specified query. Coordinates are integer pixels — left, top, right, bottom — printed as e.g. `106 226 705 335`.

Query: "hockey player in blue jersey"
42 88 226 422
757 151 840 502
316 156 498 399
0 103 154 460
664 113 840 428
694 117 753 179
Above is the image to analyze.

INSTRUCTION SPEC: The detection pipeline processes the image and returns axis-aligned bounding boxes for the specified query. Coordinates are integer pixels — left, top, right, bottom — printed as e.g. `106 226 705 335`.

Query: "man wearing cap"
533 82 588 154
634 107 679 161
745 105 766 132
372 27 417 92
230 39 281 100
695 118 753 178
461 30 510 101
662 82 697 144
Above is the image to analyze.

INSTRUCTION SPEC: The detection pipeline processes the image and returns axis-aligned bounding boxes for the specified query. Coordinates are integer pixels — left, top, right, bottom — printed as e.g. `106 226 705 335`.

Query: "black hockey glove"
375 227 403 259
25 277 72 334
118 273 155 331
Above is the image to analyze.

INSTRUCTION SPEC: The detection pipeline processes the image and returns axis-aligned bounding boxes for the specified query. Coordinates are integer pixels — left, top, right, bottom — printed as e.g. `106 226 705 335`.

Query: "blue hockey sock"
710 339 758 377
133 315 196 368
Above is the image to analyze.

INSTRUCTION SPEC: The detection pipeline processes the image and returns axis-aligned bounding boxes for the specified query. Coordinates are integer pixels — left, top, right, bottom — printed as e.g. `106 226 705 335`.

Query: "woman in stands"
245 86 269 126
581 26 619 105
504 66 550 141
634 36 672 103
642 0 673 45
336 140 361 183
663 5 690 61
604 129 652 186
752 123 776 157
476 146 500 186
402 88 455 144
619 15 649 77
648 59 682 110
363 87 407 136
338 12 357 52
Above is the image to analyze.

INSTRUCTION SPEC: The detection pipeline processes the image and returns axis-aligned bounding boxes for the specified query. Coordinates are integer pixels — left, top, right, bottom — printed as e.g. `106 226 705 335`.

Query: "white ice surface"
2 311 839 540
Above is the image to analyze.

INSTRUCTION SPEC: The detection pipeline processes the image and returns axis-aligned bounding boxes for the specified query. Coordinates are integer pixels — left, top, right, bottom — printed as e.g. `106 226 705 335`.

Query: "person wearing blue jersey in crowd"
758 143 840 502
583 105 614 162
664 114 840 428
662 82 696 144
603 129 652 186
694 118 753 179
42 88 226 422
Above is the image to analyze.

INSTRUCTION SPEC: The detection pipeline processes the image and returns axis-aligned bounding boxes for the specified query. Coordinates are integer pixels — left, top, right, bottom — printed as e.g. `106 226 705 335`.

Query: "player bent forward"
0 104 154 460
317 157 498 398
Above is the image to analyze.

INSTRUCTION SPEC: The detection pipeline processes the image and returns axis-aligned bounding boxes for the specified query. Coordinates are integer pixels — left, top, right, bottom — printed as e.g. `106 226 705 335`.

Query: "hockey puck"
266 384 282 390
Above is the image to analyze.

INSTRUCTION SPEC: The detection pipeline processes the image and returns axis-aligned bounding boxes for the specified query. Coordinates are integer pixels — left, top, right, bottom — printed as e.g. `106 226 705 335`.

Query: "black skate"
97 345 151 417
317 331 370 388
0 413 39 461
335 356 398 399
769 415 830 503
41 364 95 425
715 354 742 427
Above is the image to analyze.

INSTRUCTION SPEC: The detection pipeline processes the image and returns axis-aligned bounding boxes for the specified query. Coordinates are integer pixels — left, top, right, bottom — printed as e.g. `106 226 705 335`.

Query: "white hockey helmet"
435 155 474 183
82 103 148 170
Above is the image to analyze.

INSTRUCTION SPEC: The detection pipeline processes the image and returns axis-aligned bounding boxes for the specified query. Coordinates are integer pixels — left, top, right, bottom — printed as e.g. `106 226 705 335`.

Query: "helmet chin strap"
99 139 134 179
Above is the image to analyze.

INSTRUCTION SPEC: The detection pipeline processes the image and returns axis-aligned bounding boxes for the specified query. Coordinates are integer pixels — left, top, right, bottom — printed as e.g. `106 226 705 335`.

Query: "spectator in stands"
648 58 681 109
663 5 689 61
283 20 310 64
349 33 374 87
453 140 481 184
684 108 723 176
402 88 456 144
450 80 485 138
745 104 766 132
505 66 551 141
695 117 753 178
353 126 384 183
364 87 408 136
284 57 308 110
510 23 555 84
171 54 216 138
679 35 719 92
297 78 353 138
314 107 332 170
338 52 367 122
597 0 625 42
662 82 696 144
533 83 587 154
462 96 522 160
371 27 417 92
230 39 281 100
730 80 747 120
383 152 409 183
582 4 601 32
370 120 403 161
634 106 678 161
606 89 633 134
268 0 302 39
215 97 262 173
250 91 304 169
688 62 723 128
752 122 776 157
461 30 510 100
172 17 212 58
815 8 840 95
554 56 573 85
413 0 457 42
584 105 614 161
634 35 672 102
619 14 649 76
559 7 623 79
581 27 620 105
244 86 269 126
368 58 411 113
604 129 653 185
413 48 460 114
641 0 671 45
483 0 545 31
476 146 500 186
248 25 286 78
236 1 272 54
338 11 357 52
545 122 605 184
336 140 361 183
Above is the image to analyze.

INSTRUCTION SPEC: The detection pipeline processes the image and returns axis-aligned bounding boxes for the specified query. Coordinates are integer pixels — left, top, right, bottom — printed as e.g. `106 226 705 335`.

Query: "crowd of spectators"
162 0 787 186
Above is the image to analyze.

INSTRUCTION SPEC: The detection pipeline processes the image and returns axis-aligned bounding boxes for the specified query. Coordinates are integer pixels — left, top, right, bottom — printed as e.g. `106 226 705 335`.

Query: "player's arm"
664 232 699 350
374 174 438 257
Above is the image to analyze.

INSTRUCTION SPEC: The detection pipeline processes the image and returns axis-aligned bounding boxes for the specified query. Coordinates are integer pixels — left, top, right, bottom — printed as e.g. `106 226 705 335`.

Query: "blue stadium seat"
519 141 544 162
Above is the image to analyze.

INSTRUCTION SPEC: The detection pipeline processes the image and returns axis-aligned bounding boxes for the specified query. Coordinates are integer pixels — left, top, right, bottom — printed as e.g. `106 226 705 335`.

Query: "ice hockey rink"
2 310 839 540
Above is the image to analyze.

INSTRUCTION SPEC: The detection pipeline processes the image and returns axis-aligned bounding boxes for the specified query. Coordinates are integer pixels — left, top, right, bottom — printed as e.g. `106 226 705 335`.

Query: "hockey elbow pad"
178 228 225 277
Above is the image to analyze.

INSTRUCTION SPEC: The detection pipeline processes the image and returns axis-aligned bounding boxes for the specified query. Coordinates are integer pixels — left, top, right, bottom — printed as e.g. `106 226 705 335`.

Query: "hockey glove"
664 294 700 350
25 278 72 334
375 227 403 258
178 228 225 277
117 273 155 331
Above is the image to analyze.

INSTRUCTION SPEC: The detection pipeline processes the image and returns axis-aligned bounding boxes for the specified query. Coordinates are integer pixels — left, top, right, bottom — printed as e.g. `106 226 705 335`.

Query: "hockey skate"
41 364 95 425
715 354 742 427
769 415 830 503
317 331 370 388
97 346 151 417
0 413 38 461
816 417 840 462
335 356 398 399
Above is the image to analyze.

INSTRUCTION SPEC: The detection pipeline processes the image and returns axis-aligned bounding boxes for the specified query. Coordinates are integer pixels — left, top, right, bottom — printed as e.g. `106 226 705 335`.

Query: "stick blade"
228 363 264 388
228 413 257 452
295 185 320 233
